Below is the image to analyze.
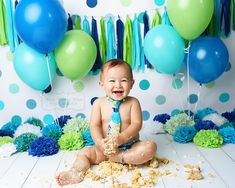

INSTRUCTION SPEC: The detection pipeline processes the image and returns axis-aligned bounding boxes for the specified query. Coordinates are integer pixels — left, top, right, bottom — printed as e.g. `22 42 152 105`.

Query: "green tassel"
74 15 81 30
151 10 161 28
99 17 107 64
0 0 8 45
123 15 132 66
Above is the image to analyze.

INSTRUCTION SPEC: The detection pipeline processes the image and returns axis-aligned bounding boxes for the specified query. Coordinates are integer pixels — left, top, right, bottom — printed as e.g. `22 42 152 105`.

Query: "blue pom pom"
54 115 72 128
14 133 38 152
0 129 14 137
221 111 235 122
194 120 219 131
153 113 170 124
28 137 59 157
41 124 62 140
194 108 217 122
82 128 95 146
1 121 20 135
173 126 197 143
219 127 235 144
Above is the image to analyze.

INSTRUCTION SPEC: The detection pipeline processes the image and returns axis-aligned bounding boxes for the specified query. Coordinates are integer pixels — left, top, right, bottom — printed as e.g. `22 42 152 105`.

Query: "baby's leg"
56 146 106 186
109 141 157 165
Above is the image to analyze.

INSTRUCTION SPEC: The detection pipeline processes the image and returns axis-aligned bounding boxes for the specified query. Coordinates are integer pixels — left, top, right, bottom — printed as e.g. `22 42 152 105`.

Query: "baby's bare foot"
56 170 85 186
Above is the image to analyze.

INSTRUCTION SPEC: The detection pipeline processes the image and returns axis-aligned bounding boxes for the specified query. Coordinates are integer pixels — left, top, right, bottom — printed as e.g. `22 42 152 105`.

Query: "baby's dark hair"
100 59 133 80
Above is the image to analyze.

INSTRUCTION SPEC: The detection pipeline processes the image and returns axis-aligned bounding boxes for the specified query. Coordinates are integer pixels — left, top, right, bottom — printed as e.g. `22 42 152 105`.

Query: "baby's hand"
104 136 118 156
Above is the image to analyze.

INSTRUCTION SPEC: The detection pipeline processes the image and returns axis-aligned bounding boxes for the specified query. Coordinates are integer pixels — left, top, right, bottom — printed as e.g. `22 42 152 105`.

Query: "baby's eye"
108 80 115 82
121 79 128 82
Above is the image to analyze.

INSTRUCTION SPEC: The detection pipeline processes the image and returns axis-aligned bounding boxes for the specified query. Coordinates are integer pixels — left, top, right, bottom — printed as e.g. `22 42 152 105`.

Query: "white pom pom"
203 113 228 126
14 123 42 138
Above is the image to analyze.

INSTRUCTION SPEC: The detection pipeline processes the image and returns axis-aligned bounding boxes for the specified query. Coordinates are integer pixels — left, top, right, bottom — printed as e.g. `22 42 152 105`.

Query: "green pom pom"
14 133 38 152
163 113 195 135
0 136 13 147
193 130 223 148
63 117 89 133
58 132 84 151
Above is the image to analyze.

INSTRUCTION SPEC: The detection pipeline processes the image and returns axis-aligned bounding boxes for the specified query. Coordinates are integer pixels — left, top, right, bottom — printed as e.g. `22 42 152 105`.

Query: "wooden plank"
0 152 39 188
0 153 21 178
165 134 228 188
197 146 235 188
221 144 235 162
22 152 64 188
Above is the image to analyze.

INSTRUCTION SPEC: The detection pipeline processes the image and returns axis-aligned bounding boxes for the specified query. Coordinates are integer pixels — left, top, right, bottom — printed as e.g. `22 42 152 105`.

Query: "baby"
56 59 157 186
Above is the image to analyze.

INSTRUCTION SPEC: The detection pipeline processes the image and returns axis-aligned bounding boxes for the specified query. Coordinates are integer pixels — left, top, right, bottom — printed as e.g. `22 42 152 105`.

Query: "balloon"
13 43 56 91
188 36 229 84
14 0 67 54
54 30 97 80
144 25 185 74
167 0 214 40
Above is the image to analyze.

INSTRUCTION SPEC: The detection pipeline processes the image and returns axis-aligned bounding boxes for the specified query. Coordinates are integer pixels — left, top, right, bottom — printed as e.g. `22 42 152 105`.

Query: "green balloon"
55 30 97 80
167 0 214 40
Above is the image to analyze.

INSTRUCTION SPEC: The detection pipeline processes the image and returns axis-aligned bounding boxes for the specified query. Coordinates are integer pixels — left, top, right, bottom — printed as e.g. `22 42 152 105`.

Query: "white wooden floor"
0 132 235 188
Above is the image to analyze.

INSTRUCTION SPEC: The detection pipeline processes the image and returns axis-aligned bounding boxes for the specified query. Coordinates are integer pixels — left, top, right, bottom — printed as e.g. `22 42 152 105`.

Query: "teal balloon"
144 25 185 74
13 43 56 91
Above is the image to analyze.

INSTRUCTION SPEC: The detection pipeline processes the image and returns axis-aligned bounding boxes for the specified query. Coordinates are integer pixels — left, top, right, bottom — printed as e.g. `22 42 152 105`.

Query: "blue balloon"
14 0 67 54
13 43 56 91
144 25 185 74
188 36 229 84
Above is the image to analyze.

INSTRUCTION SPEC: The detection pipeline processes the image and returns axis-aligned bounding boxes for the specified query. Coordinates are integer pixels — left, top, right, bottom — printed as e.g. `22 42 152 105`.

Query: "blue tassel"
83 17 91 35
106 17 116 60
116 16 124 59
67 13 73 31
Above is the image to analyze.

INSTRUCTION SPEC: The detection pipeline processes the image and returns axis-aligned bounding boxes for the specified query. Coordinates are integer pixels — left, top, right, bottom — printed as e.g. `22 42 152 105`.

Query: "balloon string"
46 54 53 90
186 41 191 117
172 75 185 112
193 84 202 120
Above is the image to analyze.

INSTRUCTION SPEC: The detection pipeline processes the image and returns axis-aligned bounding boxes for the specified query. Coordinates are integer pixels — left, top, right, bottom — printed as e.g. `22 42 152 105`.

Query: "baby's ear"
131 80 135 88
99 81 103 87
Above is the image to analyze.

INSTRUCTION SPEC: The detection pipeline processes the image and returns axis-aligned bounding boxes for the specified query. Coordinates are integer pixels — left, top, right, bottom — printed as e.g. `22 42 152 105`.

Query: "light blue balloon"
144 25 185 74
13 43 56 91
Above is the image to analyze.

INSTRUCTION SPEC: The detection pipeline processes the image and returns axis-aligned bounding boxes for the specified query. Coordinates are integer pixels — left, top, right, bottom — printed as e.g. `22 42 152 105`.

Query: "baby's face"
99 65 134 101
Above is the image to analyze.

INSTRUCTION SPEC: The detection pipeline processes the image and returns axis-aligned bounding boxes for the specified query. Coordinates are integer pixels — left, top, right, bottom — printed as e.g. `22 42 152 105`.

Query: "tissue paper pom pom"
163 113 195 135
194 108 217 122
1 122 20 135
181 110 194 117
58 132 84 151
63 117 89 134
82 128 94 146
0 129 13 137
218 127 235 144
221 111 235 122
24 117 44 129
173 126 197 143
0 136 13 147
193 130 223 148
0 143 17 158
41 124 62 140
194 120 218 131
153 113 170 124
28 137 59 157
14 133 38 152
203 113 228 126
219 122 235 129
14 123 41 138
54 115 72 128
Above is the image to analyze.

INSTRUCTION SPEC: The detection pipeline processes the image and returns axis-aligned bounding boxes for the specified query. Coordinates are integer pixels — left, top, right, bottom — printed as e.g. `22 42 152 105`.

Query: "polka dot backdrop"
0 0 235 126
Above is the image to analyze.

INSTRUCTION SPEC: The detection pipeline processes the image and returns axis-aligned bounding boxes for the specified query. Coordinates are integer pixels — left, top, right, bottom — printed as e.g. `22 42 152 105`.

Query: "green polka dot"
6 51 13 61
120 0 132 6
43 114 54 124
188 94 198 104
9 83 20 94
219 92 230 103
58 98 69 108
73 81 85 92
172 79 183 89
0 100 5 110
171 109 181 116
155 95 166 105
139 79 150 90
205 81 215 88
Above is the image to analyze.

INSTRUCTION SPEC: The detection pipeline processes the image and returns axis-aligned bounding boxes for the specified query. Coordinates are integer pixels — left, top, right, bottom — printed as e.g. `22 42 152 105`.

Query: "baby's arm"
89 99 106 151
116 97 142 146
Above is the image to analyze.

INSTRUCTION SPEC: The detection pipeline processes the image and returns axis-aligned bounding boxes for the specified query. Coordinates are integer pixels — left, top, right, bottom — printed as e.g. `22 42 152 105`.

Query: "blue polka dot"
219 92 230 103
0 100 5 110
155 95 166 105
188 94 198 104
90 97 98 105
9 84 20 94
26 99 37 109
86 0 97 8
76 113 86 119
56 68 63 76
142 110 150 121
11 115 22 124
58 98 69 108
154 0 165 6
171 109 181 116
225 62 231 72
139 79 150 90
0 70 2 77
43 114 54 124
